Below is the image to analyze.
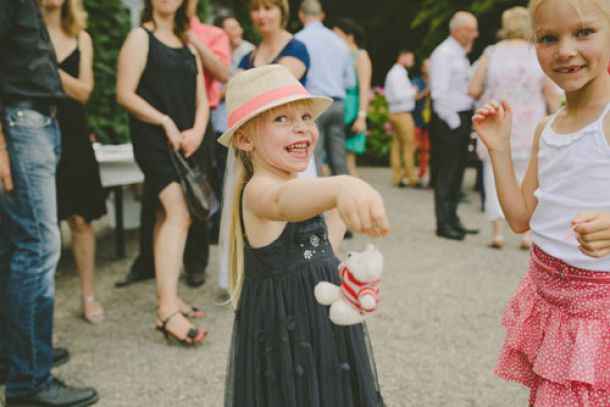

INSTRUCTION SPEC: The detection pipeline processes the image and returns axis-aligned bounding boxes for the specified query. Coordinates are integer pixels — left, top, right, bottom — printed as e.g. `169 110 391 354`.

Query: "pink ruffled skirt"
496 244 610 407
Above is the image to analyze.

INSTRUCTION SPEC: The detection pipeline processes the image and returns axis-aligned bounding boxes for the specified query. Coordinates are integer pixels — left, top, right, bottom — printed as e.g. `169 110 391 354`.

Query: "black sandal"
156 311 207 345
181 306 205 319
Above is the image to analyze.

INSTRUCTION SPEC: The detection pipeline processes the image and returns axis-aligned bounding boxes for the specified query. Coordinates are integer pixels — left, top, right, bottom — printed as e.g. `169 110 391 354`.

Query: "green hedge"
84 0 131 144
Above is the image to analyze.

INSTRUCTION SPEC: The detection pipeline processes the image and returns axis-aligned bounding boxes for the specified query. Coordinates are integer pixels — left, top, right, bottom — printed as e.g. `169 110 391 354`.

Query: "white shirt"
429 36 474 129
530 103 610 271
295 21 355 99
384 64 416 113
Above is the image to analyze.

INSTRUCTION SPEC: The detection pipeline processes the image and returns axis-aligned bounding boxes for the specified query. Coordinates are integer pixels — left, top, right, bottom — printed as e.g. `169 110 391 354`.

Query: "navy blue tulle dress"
225 214 384 406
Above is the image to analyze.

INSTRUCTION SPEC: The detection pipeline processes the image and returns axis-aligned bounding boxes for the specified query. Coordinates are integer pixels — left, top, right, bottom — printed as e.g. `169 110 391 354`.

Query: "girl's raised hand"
335 177 390 237
572 211 610 258
472 99 513 153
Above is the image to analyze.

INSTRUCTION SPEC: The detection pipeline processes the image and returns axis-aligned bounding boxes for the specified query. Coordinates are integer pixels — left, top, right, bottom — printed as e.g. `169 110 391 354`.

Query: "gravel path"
1 167 530 406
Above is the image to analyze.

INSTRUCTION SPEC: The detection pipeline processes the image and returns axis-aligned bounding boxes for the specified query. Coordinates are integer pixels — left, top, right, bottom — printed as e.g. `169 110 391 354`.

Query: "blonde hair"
529 0 610 30
225 100 313 308
60 0 87 36
499 7 530 40
250 0 290 28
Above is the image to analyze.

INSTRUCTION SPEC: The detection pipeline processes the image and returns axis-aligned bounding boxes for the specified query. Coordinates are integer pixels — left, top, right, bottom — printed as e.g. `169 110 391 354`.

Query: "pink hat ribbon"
228 85 309 128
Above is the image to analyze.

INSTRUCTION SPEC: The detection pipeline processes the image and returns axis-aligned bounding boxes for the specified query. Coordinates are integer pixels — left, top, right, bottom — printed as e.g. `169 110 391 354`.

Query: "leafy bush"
84 0 131 144
360 87 392 166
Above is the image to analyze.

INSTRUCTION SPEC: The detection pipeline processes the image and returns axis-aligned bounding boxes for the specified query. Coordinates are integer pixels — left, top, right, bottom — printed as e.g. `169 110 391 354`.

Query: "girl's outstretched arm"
473 100 542 233
245 174 390 238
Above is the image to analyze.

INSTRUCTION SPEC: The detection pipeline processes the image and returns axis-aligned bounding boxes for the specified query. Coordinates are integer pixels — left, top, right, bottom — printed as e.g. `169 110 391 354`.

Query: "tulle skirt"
496 244 610 406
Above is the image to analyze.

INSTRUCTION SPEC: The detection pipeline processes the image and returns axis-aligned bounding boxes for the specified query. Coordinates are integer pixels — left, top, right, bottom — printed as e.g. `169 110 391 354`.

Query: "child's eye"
576 28 593 37
274 115 288 123
537 35 556 44
302 113 313 121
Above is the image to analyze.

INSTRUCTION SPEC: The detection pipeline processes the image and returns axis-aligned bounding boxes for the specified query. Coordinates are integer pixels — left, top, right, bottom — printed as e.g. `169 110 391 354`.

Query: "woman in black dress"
43 0 107 324
117 0 209 344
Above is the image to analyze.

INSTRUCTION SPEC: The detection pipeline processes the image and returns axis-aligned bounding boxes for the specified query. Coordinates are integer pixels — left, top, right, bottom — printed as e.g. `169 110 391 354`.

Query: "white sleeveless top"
530 102 610 271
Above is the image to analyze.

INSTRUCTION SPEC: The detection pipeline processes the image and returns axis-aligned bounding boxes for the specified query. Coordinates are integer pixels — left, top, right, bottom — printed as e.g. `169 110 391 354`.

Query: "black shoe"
436 225 466 241
6 377 99 406
1 348 70 386
452 220 480 235
52 347 70 368
114 269 154 288
185 271 206 288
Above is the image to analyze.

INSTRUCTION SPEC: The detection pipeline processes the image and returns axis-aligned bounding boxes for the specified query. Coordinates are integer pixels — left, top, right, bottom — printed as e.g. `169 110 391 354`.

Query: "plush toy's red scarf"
339 265 380 314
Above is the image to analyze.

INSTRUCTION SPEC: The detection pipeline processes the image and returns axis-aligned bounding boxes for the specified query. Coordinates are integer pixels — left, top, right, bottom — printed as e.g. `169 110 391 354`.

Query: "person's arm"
325 208 347 252
468 52 488 100
542 77 561 114
352 50 372 134
277 39 308 82
58 31 94 103
244 174 390 237
116 28 182 150
414 78 429 101
572 212 610 258
187 30 229 83
181 46 209 158
0 124 13 192
343 47 356 90
473 100 543 232
277 56 307 81
430 49 461 129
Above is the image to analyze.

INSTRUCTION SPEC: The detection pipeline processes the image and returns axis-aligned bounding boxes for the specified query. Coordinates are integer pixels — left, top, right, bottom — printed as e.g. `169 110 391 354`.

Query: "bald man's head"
449 11 479 53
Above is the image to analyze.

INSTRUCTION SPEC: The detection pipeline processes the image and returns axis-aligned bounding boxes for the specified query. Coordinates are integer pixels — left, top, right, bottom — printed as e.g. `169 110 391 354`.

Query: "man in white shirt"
295 0 355 176
384 50 420 187
429 11 479 241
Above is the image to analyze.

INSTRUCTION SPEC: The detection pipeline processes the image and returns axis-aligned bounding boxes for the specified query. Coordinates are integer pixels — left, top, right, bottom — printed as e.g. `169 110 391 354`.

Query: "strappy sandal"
180 305 205 319
155 311 207 345
157 300 205 319
82 295 105 324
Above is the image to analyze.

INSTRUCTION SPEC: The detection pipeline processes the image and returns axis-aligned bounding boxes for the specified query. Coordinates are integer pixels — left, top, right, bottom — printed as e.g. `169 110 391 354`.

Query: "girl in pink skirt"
472 0 610 405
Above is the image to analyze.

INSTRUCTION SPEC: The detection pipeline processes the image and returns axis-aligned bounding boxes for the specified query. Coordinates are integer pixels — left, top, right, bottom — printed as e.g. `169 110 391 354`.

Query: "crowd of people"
1 0 610 405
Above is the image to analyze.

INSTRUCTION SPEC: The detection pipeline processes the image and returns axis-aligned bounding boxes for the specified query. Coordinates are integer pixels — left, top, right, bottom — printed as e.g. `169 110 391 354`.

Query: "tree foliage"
84 0 131 144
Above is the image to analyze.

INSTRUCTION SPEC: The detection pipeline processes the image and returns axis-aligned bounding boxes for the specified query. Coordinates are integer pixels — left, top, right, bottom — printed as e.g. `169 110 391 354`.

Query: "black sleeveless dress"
129 28 197 198
55 45 106 222
225 214 384 406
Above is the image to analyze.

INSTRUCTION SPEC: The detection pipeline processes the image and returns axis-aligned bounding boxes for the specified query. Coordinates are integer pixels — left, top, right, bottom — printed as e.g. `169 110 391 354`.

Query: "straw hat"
217 65 332 147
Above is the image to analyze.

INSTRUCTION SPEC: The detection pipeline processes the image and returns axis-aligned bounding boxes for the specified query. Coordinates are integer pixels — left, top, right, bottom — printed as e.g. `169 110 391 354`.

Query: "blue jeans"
0 107 61 397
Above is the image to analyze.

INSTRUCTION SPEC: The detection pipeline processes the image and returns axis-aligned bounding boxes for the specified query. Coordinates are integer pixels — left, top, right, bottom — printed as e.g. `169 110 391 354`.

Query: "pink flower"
372 86 385 96
383 122 394 134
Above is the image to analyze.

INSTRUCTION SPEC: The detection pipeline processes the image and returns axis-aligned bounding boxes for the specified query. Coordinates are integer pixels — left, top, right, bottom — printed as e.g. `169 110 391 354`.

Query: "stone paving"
1 167 531 406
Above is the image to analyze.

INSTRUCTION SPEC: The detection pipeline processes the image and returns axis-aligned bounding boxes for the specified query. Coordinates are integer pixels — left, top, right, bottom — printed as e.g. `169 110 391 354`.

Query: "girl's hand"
472 99 513 154
336 177 390 237
181 128 204 158
162 117 183 151
572 211 610 258
351 117 367 134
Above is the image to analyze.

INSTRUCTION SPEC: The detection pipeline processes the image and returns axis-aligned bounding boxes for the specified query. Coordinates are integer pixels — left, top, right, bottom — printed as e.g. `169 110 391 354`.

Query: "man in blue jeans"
0 1 98 406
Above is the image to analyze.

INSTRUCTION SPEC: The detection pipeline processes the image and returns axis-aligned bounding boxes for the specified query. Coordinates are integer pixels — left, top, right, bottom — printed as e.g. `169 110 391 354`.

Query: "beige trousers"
388 112 418 185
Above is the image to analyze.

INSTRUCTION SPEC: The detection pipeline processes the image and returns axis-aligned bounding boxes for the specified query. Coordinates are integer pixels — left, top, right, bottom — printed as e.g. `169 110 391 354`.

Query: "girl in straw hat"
220 64 387 406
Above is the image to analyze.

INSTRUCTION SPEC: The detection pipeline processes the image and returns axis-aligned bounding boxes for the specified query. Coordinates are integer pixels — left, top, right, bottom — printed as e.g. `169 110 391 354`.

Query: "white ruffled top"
530 102 610 271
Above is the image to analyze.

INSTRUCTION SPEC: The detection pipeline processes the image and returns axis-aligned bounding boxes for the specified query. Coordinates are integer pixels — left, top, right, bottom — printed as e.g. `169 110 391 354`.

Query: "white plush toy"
314 244 383 325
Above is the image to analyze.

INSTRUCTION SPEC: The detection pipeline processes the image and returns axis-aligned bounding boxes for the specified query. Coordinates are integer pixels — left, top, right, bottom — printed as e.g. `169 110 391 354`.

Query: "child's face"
248 102 318 175
533 0 610 92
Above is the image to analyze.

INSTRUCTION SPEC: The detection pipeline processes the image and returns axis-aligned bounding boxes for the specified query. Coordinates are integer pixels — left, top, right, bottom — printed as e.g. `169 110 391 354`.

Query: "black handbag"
168 148 219 221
